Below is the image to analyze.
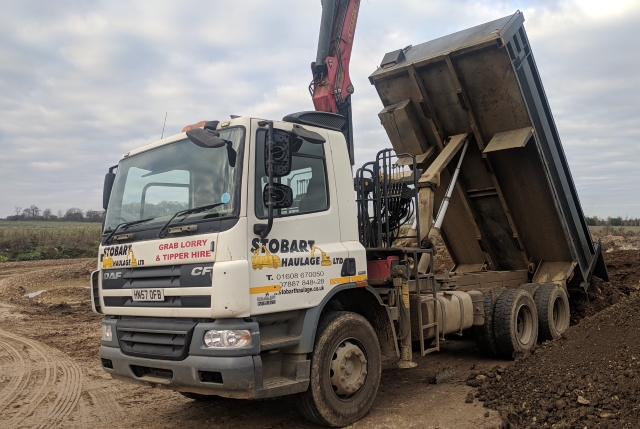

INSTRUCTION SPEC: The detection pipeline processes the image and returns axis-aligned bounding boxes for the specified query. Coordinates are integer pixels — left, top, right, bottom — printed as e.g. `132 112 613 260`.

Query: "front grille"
116 318 197 361
102 263 212 309
102 263 212 290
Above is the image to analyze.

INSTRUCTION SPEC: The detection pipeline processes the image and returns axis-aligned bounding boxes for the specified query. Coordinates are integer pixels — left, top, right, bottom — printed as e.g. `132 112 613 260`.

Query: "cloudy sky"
1 0 639 218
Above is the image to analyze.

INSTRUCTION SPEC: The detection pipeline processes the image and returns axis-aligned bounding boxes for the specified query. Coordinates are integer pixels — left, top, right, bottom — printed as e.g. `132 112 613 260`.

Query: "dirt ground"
475 248 640 428
0 238 637 428
0 258 503 429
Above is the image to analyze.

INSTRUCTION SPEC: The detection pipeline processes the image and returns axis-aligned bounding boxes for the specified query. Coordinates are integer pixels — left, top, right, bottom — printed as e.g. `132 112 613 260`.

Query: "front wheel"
297 311 381 427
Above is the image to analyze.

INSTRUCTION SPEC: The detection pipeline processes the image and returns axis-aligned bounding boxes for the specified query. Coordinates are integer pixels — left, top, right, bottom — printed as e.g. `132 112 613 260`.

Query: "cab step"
260 334 301 351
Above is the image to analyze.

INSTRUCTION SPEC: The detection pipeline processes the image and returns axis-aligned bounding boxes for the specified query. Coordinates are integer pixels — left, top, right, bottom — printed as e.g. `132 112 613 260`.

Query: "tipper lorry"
95 8 608 427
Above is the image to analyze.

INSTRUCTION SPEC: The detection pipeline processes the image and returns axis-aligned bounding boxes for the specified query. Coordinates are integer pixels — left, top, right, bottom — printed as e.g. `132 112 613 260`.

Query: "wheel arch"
292 284 399 357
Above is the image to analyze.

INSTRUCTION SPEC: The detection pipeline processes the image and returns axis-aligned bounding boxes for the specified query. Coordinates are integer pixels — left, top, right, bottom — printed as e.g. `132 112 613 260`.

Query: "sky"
0 0 639 218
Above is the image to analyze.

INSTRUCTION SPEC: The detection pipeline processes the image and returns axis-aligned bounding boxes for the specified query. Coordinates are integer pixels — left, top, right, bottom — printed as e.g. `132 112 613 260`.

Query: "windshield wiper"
104 217 156 245
157 203 225 238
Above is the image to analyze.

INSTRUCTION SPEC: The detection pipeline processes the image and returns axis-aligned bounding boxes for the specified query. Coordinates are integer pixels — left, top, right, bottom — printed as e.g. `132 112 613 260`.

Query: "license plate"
132 288 164 301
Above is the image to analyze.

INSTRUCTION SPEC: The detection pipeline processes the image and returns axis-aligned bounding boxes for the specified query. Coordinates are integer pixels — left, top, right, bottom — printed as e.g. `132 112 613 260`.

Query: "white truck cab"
96 115 381 426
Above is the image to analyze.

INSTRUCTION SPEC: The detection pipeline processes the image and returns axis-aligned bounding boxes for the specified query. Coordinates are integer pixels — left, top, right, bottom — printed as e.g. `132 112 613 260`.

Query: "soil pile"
434 245 454 272
475 250 640 428
570 250 640 324
600 234 640 252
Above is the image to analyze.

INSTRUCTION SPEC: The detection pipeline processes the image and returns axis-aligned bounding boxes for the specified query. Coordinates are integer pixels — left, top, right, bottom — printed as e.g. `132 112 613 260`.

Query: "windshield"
103 127 244 233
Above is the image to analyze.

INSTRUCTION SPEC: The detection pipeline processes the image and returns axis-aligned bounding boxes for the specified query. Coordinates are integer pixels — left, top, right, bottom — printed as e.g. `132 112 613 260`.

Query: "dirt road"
2 244 634 428
0 259 503 428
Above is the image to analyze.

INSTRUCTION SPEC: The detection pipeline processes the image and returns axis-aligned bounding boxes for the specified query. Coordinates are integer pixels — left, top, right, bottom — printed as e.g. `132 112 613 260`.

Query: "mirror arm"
260 121 275 238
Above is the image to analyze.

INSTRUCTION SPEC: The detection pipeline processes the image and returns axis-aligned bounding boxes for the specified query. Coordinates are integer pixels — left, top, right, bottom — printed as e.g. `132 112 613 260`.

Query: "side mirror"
266 130 292 177
186 128 227 148
263 183 293 209
187 125 237 167
103 166 117 210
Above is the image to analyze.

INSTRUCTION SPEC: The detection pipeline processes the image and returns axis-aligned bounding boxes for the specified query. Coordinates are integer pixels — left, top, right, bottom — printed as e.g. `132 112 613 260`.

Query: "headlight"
203 330 252 348
101 324 113 341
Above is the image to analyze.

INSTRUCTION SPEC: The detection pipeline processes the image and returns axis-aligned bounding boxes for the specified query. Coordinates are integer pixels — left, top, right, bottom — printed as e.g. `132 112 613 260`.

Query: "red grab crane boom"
311 0 361 114
309 0 361 165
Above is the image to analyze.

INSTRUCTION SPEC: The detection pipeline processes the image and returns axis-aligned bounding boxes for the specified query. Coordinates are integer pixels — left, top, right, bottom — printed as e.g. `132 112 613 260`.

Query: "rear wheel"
297 311 381 427
494 289 538 358
475 289 503 357
534 283 570 341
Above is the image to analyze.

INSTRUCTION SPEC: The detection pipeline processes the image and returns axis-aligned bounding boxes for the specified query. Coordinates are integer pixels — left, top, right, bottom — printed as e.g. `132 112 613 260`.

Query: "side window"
255 129 329 218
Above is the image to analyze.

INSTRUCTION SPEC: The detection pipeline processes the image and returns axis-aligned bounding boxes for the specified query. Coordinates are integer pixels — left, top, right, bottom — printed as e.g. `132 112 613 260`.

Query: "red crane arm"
311 0 361 114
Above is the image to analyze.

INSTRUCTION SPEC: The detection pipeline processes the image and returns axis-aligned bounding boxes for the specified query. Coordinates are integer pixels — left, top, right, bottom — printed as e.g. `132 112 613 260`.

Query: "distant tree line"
585 216 640 227
6 205 105 222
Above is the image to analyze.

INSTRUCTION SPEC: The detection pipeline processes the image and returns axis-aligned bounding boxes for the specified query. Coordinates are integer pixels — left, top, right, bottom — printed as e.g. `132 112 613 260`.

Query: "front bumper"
100 345 259 399
99 317 310 399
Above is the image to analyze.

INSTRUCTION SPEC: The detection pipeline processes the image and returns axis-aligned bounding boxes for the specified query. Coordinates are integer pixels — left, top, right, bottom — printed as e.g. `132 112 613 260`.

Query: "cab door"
247 120 349 315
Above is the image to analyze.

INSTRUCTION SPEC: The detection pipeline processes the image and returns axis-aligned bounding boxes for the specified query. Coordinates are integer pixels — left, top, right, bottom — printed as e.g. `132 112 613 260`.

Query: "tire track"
0 338 29 410
0 329 82 429
0 329 125 429
36 350 83 429
0 262 126 429
87 384 124 423
3 332 56 427
0 330 56 427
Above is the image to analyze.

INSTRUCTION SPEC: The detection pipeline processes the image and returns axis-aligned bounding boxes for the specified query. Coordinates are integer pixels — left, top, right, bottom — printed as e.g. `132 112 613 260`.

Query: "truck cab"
96 116 378 414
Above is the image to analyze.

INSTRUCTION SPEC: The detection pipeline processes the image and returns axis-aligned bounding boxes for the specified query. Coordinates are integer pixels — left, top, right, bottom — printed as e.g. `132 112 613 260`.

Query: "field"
0 220 102 262
0 220 101 229
589 225 640 234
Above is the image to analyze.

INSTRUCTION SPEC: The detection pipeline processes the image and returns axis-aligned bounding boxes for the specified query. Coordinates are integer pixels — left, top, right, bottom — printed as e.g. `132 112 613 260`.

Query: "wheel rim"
515 304 534 345
330 339 368 400
552 295 568 332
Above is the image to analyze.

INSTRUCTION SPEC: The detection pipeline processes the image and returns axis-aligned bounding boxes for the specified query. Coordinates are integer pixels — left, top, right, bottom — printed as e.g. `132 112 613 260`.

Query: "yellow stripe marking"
330 275 367 286
250 285 281 295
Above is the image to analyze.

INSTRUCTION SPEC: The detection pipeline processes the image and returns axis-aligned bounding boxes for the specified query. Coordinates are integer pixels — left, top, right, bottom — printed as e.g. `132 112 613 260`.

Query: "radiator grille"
102 263 212 290
102 263 212 309
116 318 197 361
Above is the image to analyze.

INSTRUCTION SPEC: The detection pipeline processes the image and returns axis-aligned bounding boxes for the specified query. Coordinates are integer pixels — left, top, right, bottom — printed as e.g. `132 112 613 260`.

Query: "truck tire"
521 283 540 296
474 289 502 358
297 311 381 427
494 289 538 358
534 283 570 341
179 392 222 402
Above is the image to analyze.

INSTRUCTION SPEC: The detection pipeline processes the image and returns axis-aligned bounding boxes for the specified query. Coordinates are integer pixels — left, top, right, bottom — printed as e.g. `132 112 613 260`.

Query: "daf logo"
191 266 213 276
103 272 122 280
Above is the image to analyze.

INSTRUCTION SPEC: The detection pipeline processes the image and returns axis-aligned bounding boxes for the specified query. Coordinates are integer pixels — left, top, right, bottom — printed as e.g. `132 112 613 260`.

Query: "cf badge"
191 266 213 276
